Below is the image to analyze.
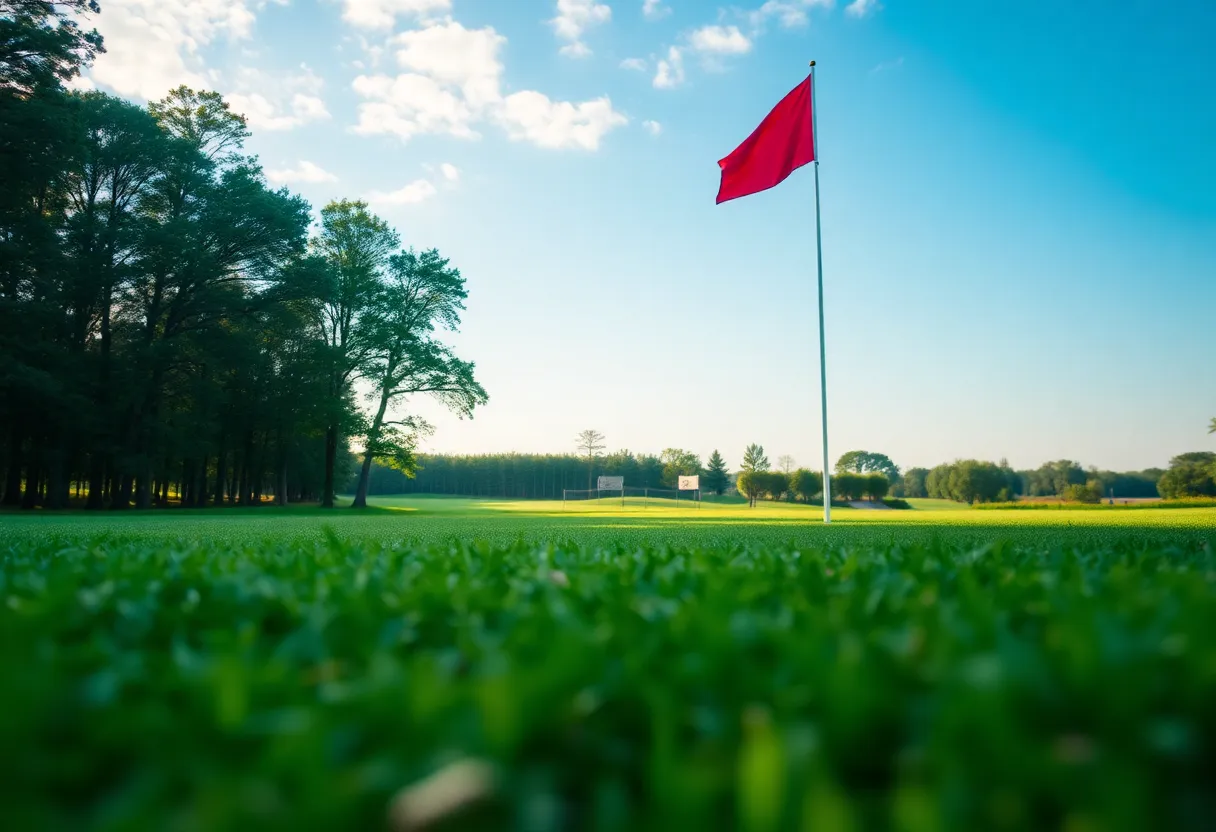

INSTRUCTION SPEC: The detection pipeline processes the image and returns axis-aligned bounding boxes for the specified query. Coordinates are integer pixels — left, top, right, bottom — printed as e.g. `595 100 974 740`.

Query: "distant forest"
349 452 681 500
350 452 1180 502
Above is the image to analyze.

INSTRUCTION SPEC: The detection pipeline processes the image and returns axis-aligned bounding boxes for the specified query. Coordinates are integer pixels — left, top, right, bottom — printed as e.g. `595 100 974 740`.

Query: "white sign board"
678 475 700 491
597 476 624 490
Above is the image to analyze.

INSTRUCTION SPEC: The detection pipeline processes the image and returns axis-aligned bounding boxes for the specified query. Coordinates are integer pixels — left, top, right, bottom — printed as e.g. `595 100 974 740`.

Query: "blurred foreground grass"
1 502 1214 830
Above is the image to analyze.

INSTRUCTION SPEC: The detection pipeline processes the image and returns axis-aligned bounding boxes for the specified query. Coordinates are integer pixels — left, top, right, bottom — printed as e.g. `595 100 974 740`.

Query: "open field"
2 499 1215 830
3 496 1214 549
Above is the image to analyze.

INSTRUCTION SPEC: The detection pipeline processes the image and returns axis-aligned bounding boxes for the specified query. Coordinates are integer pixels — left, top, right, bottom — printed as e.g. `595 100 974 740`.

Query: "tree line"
353 446 730 500
358 440 1216 507
0 1 484 510
897 458 1191 504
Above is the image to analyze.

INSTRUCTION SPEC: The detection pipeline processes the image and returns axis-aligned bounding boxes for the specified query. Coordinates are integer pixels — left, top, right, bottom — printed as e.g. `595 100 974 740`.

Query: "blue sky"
78 0 1215 473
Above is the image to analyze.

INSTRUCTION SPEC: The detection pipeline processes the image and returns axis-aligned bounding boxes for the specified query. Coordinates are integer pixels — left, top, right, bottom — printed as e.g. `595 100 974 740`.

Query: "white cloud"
341 0 451 29
642 119 662 136
353 18 628 151
747 0 834 30
86 0 261 100
559 41 593 59
266 160 338 184
688 25 752 55
292 93 329 120
353 73 479 140
497 92 628 150
226 66 330 131
550 0 611 57
642 0 670 19
620 57 648 71
440 163 460 182
367 178 439 205
845 0 880 18
392 20 505 108
653 46 684 89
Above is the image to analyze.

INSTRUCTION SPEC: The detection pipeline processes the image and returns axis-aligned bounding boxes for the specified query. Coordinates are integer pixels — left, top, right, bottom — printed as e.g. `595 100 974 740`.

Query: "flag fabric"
715 76 815 204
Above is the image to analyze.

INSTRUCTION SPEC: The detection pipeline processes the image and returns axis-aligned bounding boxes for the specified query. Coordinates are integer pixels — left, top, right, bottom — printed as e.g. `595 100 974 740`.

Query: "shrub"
831 472 865 501
789 469 823 502
1062 483 1101 503
881 497 911 509
865 473 890 501
759 471 790 502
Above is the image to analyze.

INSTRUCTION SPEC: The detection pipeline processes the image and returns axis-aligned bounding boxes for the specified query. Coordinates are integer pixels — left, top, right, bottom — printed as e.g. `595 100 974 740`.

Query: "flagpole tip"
809 60 816 67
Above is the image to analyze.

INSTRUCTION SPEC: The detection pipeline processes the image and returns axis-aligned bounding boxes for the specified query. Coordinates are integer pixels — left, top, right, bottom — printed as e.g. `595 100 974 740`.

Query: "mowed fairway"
2 500 1215 830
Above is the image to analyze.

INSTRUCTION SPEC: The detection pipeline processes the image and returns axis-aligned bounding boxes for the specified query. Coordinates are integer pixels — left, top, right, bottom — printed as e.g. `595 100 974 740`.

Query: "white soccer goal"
561 484 701 510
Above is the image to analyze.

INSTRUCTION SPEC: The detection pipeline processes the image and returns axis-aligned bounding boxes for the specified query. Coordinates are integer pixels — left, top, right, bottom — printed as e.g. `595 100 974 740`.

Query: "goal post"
678 475 702 508
598 475 625 507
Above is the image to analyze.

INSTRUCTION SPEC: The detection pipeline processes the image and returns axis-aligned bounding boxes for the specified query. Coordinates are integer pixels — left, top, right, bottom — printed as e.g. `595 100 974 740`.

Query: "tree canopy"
702 450 730 495
0 12 484 510
741 443 769 474
835 450 900 481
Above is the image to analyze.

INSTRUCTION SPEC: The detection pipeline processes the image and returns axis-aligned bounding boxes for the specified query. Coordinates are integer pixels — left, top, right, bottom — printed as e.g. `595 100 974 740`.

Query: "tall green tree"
899 467 929 498
350 249 487 508
63 92 166 506
736 471 761 507
313 199 399 508
703 450 729 495
121 87 307 508
659 448 701 489
576 429 606 490
1157 452 1216 499
741 443 769 474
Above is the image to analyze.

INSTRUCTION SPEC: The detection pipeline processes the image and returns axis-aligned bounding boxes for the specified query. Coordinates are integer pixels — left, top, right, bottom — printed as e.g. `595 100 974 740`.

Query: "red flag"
716 76 815 204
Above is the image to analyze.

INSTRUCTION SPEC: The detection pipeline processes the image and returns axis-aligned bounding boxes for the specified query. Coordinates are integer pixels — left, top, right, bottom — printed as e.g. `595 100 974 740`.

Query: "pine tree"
703 450 730 495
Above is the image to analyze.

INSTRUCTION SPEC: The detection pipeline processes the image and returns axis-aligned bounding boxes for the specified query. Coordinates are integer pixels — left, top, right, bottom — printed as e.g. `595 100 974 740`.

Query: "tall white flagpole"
810 61 831 524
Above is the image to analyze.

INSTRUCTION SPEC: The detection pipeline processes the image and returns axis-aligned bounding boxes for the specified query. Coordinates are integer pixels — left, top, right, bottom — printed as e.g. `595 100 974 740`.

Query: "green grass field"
2 498 1215 830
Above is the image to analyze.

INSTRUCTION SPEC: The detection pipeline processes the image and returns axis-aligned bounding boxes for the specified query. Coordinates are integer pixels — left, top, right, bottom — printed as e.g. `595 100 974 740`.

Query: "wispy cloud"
550 0 612 58
266 160 338 185
870 56 904 74
351 18 628 151
653 46 685 89
642 119 662 136
642 0 671 20
367 178 439 205
845 0 880 18
342 0 451 30
688 25 752 56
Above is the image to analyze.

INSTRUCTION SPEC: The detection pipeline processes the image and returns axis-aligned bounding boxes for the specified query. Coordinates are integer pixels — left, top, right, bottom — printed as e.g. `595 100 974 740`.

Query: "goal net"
561 486 700 509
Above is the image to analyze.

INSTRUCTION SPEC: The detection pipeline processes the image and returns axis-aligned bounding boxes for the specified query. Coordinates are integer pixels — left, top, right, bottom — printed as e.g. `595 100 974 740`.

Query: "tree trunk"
2 428 22 507
44 446 65 510
21 457 40 509
237 432 251 506
322 423 337 508
352 383 394 509
86 454 105 510
135 467 152 509
214 446 227 506
115 474 133 509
